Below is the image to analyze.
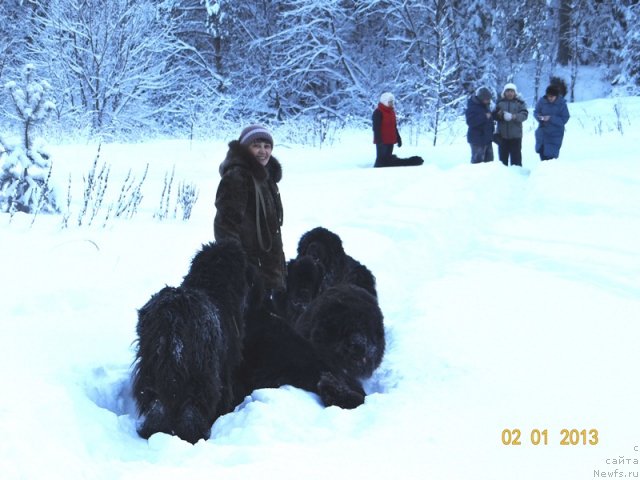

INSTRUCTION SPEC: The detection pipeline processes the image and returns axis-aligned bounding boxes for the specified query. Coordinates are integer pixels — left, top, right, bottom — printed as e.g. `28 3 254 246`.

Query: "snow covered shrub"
76 148 111 227
276 116 345 148
154 165 199 221
0 65 59 215
175 181 199 221
63 146 150 229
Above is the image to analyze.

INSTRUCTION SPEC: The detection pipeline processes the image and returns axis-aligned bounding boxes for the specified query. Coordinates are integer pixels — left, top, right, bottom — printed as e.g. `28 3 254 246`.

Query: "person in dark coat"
214 124 286 291
494 82 529 167
465 86 495 164
534 84 570 161
372 92 402 167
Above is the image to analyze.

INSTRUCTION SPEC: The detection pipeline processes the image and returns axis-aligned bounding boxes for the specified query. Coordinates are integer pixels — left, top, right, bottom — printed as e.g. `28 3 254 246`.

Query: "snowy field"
1 95 640 480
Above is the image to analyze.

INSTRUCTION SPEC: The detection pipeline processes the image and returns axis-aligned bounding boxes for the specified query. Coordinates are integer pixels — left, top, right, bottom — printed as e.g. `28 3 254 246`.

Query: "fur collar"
219 140 282 183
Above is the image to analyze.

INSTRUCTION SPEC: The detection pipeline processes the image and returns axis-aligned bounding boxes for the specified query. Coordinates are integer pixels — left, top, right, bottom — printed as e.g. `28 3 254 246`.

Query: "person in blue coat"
534 84 570 161
465 87 495 164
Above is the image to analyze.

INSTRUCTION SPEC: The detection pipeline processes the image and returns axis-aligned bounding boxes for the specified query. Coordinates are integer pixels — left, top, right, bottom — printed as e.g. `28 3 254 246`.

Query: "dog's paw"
317 371 365 409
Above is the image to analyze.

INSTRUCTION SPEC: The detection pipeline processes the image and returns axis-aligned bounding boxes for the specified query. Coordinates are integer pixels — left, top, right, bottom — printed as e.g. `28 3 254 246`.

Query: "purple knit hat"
239 124 273 147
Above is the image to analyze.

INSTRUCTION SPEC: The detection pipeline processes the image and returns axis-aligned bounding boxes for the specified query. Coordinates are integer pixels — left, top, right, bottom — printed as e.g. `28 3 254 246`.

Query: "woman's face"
249 141 272 166
547 94 557 103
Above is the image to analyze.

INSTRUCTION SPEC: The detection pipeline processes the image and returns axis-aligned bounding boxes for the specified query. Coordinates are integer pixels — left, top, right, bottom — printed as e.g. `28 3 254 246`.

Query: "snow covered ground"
1 95 639 480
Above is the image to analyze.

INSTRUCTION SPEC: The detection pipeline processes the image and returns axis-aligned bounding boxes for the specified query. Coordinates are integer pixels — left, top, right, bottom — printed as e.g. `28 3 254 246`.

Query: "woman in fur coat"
214 124 286 290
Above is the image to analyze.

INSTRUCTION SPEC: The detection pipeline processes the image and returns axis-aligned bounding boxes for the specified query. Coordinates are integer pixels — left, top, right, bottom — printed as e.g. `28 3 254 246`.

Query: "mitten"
397 136 402 147
503 111 513 121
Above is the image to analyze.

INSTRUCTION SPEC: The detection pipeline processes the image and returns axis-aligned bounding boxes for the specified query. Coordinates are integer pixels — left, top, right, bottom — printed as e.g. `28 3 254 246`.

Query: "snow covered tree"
450 0 499 94
1 64 59 214
424 1 466 146
0 1 28 83
526 0 558 101
0 1 40 131
618 3 640 93
30 0 183 138
256 0 368 120
155 0 249 135
556 0 572 65
0 0 637 137
374 0 464 144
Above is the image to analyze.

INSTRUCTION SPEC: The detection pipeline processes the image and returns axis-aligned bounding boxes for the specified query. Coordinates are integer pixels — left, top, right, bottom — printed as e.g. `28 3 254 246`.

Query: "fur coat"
214 140 285 290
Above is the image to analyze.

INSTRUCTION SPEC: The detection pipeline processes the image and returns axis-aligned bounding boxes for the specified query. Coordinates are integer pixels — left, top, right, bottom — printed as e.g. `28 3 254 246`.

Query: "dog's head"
286 255 325 307
297 227 345 267
308 286 385 379
314 317 382 378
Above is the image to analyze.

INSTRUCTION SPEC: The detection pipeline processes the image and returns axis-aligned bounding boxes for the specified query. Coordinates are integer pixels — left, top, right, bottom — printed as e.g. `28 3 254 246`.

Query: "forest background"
0 0 639 144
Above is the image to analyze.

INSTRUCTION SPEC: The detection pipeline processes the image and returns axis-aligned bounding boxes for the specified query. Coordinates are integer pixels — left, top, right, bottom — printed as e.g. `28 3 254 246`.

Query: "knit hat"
239 124 273 147
502 82 518 96
380 92 395 106
476 87 492 101
545 85 560 97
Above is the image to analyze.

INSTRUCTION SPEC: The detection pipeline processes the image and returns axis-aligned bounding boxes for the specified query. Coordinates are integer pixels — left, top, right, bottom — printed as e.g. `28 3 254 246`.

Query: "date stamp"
501 428 599 446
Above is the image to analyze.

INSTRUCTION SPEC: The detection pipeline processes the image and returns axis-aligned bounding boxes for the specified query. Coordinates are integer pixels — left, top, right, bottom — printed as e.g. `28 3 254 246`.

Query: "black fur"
132 240 250 444
235 276 365 409
282 255 325 324
295 284 385 379
296 227 377 298
374 154 424 168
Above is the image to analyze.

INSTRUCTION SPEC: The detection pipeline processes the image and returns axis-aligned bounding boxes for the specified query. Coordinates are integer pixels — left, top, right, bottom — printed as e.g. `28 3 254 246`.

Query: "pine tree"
1 64 59 214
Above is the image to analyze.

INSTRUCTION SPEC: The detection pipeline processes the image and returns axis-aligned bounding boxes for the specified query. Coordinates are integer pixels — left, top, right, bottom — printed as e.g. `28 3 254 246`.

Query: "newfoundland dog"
235 269 365 409
288 227 385 379
296 226 377 298
295 283 385 379
132 240 250 444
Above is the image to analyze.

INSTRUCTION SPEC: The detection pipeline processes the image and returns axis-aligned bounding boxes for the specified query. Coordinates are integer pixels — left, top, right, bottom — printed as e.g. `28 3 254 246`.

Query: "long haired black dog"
296 227 377 298
281 255 325 326
235 274 365 410
295 283 385 379
289 227 385 380
374 154 424 168
132 240 251 444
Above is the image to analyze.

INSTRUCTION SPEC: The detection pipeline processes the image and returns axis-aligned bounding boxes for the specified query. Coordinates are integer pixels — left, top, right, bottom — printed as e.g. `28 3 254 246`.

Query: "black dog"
235 272 365 409
296 227 377 298
132 240 250 444
289 228 385 380
295 283 385 379
374 154 424 168
280 255 325 325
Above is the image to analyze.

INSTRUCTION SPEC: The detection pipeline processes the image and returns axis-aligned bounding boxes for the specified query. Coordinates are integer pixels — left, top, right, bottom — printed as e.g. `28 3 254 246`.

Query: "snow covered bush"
62 146 150 229
0 64 59 215
154 166 200 221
